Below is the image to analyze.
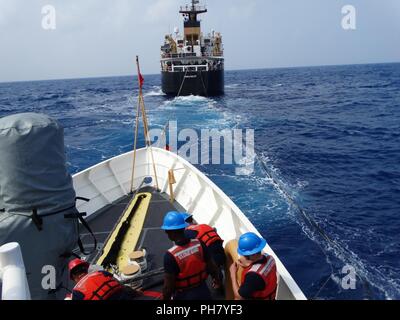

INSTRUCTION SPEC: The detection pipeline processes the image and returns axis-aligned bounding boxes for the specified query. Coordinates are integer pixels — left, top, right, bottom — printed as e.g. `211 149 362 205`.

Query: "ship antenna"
192 0 200 10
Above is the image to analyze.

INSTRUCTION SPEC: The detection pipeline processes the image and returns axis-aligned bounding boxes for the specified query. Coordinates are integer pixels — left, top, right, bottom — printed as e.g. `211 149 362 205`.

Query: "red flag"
139 72 144 89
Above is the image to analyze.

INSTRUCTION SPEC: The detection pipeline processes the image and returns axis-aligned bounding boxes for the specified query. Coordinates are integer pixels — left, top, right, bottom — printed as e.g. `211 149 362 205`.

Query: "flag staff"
130 56 160 193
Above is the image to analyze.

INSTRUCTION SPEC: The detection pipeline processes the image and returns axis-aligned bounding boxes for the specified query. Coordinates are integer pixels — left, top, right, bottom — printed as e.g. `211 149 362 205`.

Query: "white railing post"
0 242 31 300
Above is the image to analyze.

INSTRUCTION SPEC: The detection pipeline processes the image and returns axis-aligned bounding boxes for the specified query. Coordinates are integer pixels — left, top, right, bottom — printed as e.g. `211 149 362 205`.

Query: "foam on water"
144 86 165 97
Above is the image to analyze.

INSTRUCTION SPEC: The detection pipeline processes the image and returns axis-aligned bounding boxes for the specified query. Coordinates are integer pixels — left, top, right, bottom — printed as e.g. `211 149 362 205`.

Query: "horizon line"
1 61 399 85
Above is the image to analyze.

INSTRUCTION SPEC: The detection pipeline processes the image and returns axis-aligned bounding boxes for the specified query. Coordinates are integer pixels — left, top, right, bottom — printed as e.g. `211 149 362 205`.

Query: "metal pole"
136 57 160 191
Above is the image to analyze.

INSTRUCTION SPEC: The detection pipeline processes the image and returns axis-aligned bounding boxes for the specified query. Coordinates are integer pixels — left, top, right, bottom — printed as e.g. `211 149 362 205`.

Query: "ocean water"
0 63 399 300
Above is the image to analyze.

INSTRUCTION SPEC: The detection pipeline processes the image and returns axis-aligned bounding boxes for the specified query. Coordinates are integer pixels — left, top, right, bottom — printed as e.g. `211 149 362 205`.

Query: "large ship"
160 0 224 96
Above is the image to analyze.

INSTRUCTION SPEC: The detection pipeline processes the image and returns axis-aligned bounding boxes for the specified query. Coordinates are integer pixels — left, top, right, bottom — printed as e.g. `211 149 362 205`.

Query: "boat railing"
179 5 207 12
172 64 208 72
0 242 31 300
209 52 224 57
162 53 196 59
162 52 224 59
163 63 222 73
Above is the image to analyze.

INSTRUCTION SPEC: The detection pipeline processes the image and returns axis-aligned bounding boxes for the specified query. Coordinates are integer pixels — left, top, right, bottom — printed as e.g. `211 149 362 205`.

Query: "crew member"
229 232 277 300
161 211 222 300
183 213 226 268
68 258 140 300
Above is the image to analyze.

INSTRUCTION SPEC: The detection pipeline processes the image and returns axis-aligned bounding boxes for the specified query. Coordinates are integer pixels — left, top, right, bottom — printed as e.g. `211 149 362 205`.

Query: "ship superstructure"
160 0 224 96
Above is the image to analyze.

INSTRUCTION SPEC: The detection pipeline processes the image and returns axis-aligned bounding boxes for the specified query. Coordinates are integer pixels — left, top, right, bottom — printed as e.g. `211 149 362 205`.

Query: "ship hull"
161 70 224 96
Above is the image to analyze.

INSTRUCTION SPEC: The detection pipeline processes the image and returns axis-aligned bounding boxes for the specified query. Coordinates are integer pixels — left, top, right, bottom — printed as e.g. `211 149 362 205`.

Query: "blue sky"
0 0 399 82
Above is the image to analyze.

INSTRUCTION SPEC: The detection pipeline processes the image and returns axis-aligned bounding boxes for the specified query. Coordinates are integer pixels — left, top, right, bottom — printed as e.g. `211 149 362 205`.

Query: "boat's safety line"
96 192 152 270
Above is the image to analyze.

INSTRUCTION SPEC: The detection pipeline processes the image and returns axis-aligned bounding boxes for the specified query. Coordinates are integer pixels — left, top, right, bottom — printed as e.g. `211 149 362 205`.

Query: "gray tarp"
0 113 78 300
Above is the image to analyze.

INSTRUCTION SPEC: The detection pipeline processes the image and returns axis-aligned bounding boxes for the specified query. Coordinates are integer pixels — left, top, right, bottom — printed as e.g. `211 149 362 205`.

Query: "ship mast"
179 0 207 49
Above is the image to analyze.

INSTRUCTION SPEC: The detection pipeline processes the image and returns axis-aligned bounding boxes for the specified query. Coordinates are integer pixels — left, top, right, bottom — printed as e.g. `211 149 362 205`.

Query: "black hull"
161 70 224 97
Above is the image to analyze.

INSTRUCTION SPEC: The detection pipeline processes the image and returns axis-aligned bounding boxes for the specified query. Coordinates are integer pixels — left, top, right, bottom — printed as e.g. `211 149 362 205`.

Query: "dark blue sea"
1 63 399 300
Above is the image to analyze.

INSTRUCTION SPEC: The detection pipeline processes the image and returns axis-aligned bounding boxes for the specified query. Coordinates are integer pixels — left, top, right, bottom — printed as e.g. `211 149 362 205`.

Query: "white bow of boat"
72 147 307 300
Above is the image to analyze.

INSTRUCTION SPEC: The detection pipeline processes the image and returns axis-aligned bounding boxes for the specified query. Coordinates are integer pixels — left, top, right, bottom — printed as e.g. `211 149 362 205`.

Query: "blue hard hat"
181 212 193 222
237 232 267 256
161 211 189 231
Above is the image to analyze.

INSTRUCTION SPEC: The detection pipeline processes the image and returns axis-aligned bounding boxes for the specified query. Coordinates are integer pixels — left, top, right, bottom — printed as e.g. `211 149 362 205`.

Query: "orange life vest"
168 239 208 291
187 224 223 247
72 271 125 300
241 254 277 300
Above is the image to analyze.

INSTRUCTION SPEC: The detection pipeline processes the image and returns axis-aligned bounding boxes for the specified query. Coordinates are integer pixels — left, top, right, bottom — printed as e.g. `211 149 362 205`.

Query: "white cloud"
0 0 18 26
227 0 256 19
145 0 180 23
0 0 30 29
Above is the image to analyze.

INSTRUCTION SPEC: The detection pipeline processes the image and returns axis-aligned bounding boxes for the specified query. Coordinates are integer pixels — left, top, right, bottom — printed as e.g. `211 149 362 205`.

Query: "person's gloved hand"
212 277 222 289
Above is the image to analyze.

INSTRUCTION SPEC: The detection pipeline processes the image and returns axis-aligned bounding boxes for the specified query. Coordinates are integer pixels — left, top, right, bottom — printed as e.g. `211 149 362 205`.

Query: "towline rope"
177 69 189 97
256 152 373 299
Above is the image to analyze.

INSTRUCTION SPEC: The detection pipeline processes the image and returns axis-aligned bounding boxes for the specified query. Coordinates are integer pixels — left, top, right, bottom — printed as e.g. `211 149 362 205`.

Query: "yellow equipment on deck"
96 192 152 272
